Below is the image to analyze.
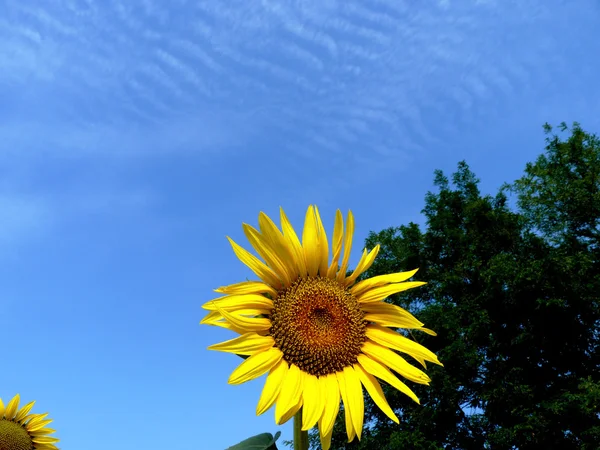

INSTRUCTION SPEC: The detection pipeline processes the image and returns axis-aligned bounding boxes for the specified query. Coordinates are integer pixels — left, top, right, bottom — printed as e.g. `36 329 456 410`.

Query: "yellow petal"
27 417 52 432
30 427 56 436
280 207 308 277
244 224 292 286
4 394 20 419
22 413 39 423
201 308 268 324
15 400 35 422
217 307 272 333
33 445 58 450
421 328 438 336
227 237 283 289
214 281 278 298
200 311 249 334
361 302 425 328
258 212 298 281
343 366 364 440
278 395 303 425
361 341 431 385
201 319 241 333
302 205 320 277
345 245 380 287
256 359 288 416
275 364 304 425
350 269 419 297
0 397 5 417
336 371 356 442
208 333 275 356
200 310 223 324
318 373 340 437
301 374 324 431
319 422 334 450
202 294 274 312
327 210 344 278
314 206 329 277
357 354 420 404
411 355 428 369
357 281 427 303
363 314 424 330
354 363 399 423
337 210 355 282
32 436 60 444
366 325 442 366
202 309 271 337
228 347 283 385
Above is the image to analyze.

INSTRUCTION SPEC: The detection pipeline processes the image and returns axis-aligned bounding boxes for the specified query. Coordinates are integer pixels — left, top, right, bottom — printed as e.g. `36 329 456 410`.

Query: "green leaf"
226 431 281 450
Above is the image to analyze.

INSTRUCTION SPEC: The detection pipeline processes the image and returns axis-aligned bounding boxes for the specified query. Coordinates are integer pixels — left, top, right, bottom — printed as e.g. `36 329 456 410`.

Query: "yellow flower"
201 206 441 449
0 394 59 450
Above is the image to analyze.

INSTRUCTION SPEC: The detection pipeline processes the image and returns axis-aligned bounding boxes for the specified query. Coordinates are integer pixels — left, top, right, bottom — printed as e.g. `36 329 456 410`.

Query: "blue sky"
0 0 599 448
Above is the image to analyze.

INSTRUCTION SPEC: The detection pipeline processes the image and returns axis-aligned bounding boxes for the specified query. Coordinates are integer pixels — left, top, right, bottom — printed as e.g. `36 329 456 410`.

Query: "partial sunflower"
201 205 442 450
0 394 59 450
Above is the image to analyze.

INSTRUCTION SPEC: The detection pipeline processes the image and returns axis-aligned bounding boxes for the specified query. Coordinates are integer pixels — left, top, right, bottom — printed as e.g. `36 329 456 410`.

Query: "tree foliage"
310 122 600 449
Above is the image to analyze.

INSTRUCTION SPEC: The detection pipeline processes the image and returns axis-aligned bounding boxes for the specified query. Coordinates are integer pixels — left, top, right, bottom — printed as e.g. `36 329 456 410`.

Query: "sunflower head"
202 205 442 450
0 394 59 450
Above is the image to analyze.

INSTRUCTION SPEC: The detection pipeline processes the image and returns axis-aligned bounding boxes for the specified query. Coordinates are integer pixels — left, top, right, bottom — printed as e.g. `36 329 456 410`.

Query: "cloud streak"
2 0 582 163
1 0 598 244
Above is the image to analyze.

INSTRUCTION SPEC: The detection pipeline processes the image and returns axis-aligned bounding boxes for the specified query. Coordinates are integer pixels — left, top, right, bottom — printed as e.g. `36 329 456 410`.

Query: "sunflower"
0 394 59 450
201 205 441 449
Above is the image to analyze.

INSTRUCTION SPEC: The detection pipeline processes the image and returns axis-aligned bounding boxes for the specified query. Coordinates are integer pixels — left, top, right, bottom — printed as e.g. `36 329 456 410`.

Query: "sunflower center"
270 276 366 376
309 308 332 329
0 419 33 450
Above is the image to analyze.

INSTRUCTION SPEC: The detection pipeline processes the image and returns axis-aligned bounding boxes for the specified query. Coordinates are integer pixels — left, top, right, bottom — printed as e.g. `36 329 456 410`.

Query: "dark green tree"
512 121 600 247
310 123 600 449
487 122 600 448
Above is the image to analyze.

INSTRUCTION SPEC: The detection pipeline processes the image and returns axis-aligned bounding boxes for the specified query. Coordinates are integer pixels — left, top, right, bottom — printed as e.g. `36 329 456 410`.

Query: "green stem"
293 408 309 450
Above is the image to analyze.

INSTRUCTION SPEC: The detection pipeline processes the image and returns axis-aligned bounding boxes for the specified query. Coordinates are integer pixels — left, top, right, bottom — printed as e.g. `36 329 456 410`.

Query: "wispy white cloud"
170 38 224 75
343 3 400 29
139 0 168 24
112 0 145 32
276 40 326 72
1 0 598 245
326 17 392 46
17 3 78 36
